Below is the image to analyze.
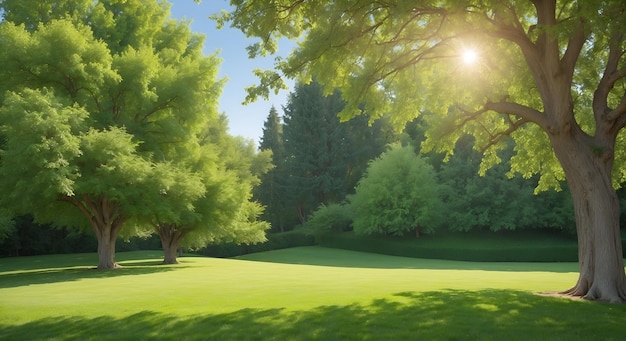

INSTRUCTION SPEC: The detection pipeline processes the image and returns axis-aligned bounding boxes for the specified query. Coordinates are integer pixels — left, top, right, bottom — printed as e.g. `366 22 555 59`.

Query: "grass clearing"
1 247 625 340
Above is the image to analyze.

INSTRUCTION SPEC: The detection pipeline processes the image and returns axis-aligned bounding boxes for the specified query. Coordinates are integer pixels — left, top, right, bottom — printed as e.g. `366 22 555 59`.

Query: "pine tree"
255 107 291 232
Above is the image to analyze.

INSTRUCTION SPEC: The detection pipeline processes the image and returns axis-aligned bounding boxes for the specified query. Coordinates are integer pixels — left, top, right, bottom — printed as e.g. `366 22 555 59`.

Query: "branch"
454 104 530 152
484 101 546 128
608 91 626 125
594 32 626 122
561 17 587 84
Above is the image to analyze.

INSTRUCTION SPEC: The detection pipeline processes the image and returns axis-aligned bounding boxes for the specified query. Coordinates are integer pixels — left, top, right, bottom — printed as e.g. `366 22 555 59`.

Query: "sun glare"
462 49 478 64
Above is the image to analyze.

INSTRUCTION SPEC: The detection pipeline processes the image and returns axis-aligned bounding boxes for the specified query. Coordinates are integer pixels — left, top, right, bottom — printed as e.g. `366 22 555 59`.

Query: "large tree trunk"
95 225 120 269
62 195 126 269
157 223 186 264
552 134 626 303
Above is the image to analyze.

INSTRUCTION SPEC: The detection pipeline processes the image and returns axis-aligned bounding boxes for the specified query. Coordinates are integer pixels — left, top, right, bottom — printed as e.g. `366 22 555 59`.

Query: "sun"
462 49 478 64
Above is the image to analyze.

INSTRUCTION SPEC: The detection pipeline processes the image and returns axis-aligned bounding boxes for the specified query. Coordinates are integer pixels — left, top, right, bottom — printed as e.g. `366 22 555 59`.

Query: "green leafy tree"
153 117 271 264
350 144 443 237
219 0 626 302
0 0 224 269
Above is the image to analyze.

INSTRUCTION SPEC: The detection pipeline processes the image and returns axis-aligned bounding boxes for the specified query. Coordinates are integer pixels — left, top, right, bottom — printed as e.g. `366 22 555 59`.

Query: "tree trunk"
552 135 626 303
96 228 119 269
162 241 179 264
157 223 185 264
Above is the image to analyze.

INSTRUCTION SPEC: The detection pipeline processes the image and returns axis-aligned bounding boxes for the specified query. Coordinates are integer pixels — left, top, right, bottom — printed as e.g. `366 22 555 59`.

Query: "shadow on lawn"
0 263 183 289
2 289 625 340
237 247 580 273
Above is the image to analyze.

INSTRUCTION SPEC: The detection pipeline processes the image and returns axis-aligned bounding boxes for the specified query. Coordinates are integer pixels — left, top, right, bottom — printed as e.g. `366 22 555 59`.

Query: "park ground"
1 246 626 340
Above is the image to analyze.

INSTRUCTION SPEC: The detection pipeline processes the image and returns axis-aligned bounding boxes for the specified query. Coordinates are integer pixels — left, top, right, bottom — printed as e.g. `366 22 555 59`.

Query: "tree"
350 144 443 237
0 0 223 269
282 81 351 223
438 135 575 232
218 1 626 302
153 116 271 264
255 106 292 232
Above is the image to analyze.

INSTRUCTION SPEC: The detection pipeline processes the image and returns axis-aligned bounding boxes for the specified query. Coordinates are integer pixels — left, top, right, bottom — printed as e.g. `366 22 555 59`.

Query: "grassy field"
1 247 625 340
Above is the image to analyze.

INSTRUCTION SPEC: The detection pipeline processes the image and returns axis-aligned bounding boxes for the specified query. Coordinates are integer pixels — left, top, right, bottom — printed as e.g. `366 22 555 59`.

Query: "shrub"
307 203 353 232
350 144 443 237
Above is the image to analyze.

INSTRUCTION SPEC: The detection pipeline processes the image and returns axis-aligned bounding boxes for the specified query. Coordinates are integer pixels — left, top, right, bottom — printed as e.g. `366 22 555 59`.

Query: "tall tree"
154 116 271 264
219 1 626 302
0 0 224 269
282 81 350 223
255 106 291 232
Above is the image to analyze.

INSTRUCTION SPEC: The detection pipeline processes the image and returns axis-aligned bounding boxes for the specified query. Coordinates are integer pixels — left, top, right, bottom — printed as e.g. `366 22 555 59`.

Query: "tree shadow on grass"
0 263 184 289
2 289 625 340
237 246 581 273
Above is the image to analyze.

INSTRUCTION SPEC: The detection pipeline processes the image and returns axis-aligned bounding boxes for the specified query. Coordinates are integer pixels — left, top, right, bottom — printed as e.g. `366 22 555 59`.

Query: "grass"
1 247 625 340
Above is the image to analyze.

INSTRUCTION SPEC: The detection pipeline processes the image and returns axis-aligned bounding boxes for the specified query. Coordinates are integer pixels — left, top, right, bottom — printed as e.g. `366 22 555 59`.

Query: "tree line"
255 81 581 236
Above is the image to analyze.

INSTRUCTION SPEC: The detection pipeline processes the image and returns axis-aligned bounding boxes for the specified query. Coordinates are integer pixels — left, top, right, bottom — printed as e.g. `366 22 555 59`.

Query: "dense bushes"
306 203 352 232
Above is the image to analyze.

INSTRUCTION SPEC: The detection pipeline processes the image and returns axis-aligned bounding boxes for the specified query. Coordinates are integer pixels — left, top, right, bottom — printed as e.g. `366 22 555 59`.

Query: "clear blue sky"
169 0 293 144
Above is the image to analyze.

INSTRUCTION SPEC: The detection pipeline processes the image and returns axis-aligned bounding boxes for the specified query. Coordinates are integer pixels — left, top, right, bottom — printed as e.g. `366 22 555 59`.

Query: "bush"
350 144 443 237
307 203 353 232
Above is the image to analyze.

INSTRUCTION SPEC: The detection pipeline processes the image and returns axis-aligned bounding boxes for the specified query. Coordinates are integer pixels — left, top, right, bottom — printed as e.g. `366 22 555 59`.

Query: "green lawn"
1 247 625 340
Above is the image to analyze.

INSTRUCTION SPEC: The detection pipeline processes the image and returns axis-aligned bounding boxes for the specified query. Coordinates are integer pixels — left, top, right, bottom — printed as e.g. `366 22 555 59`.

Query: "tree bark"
95 227 119 269
551 134 626 303
157 223 185 264
61 195 126 269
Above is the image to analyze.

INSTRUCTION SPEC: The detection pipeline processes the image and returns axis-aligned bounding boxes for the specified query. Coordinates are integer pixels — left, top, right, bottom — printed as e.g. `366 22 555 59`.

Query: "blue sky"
169 0 293 144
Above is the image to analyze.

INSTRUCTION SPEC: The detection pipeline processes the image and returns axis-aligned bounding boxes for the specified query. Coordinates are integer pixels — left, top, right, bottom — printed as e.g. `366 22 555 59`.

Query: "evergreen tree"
255 107 292 232
282 81 350 223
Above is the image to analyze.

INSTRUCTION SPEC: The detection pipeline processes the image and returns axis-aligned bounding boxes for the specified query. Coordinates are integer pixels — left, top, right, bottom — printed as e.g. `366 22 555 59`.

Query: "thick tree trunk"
62 195 126 270
95 228 119 269
161 238 180 264
552 136 626 303
157 223 185 264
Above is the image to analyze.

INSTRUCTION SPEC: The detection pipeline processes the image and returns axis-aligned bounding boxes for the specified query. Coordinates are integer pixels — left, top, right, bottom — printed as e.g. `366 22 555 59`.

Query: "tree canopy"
219 1 626 302
0 0 266 268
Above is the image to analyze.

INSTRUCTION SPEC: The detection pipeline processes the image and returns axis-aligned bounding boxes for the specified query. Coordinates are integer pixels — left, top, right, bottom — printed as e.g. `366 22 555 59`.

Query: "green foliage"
0 0 260 267
266 81 393 227
255 107 293 232
0 212 15 243
219 0 626 190
307 203 353 233
281 81 351 221
437 136 575 232
350 144 443 237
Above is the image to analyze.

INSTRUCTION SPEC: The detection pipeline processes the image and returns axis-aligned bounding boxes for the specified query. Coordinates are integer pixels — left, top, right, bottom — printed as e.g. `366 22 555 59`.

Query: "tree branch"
594 32 626 124
484 101 546 128
561 17 587 84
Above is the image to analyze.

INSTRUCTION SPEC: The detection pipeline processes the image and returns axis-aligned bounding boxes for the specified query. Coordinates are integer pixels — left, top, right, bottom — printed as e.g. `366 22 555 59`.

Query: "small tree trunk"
552 134 626 303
